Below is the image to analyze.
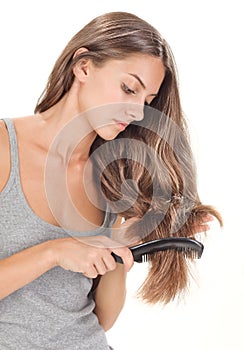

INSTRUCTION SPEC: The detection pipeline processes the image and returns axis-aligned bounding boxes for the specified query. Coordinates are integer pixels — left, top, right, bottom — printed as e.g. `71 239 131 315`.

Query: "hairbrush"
111 237 204 263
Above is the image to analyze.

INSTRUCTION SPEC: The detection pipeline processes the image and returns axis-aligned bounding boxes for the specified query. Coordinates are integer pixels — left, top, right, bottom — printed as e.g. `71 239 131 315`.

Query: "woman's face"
76 54 165 140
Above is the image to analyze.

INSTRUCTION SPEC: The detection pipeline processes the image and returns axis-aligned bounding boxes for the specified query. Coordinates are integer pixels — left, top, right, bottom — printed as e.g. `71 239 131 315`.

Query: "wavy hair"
35 11 222 304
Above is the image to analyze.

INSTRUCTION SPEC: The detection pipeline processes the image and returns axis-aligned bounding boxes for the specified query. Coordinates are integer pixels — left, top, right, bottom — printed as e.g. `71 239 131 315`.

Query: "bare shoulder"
0 119 7 131
0 120 9 150
0 120 11 192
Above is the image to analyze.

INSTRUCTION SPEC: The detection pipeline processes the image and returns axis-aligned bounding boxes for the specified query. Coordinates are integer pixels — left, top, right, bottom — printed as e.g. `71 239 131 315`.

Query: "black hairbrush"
111 237 204 263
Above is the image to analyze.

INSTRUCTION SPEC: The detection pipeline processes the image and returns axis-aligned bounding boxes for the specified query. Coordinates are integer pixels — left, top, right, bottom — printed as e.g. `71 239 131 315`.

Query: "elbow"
94 300 125 332
99 316 119 332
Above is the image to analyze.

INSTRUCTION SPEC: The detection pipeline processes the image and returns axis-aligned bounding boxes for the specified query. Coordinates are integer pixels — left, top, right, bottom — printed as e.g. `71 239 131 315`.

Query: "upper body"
0 12 165 350
0 10 221 350
0 117 121 349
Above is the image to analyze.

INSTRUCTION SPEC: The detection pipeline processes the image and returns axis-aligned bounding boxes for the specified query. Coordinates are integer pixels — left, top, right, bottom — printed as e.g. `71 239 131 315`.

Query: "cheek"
91 76 124 104
80 76 125 111
96 86 122 104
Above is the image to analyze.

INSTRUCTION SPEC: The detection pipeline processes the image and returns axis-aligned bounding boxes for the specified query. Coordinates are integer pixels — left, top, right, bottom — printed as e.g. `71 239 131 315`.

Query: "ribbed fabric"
0 118 117 349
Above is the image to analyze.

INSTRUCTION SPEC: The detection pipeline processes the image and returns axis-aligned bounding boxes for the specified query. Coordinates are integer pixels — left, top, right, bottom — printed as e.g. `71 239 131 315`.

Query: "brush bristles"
175 247 201 259
140 247 200 264
142 254 148 263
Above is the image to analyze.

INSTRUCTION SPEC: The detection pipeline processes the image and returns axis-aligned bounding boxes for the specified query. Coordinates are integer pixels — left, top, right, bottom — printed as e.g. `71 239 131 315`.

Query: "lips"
114 119 129 130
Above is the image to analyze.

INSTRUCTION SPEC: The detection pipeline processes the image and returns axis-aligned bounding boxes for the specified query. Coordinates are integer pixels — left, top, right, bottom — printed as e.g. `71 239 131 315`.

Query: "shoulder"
0 120 9 149
0 120 11 192
0 119 7 131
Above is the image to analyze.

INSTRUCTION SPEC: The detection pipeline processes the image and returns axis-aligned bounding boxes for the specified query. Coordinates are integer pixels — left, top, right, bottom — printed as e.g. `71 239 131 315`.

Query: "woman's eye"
122 83 136 95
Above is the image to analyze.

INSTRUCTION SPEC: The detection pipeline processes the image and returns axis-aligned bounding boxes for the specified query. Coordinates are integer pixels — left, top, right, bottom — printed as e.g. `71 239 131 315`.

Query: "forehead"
102 54 165 91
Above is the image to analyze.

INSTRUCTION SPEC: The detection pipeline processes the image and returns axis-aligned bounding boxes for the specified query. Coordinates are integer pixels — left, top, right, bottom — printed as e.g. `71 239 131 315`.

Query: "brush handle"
111 253 124 264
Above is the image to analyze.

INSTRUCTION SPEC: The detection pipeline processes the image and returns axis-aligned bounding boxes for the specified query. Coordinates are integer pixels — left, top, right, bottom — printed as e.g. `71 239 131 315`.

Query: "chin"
101 133 118 141
96 129 119 141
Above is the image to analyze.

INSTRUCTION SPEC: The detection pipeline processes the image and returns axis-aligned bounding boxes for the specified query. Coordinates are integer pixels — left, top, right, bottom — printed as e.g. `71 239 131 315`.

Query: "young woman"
0 11 222 350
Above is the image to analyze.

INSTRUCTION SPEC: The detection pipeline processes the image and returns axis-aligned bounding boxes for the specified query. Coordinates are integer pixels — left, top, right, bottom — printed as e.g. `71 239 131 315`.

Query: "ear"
73 47 92 83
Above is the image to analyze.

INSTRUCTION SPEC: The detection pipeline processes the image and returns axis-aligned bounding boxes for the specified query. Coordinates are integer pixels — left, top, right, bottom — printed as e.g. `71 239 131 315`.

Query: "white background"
0 1 243 349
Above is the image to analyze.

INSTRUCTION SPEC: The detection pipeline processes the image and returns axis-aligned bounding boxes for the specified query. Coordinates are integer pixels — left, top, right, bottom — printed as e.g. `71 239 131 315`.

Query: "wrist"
41 239 59 269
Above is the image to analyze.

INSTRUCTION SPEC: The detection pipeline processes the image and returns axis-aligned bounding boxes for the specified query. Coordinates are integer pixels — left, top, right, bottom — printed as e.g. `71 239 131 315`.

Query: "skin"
0 53 166 331
0 52 213 330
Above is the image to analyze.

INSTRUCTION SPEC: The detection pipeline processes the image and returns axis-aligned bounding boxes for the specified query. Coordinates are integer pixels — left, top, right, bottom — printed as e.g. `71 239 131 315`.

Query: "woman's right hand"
49 235 134 278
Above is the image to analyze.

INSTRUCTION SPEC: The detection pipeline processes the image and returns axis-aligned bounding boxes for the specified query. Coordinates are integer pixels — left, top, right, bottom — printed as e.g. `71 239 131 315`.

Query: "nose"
126 103 144 122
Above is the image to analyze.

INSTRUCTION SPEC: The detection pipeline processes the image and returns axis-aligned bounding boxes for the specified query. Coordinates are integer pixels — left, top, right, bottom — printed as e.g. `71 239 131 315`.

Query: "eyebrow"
128 73 157 97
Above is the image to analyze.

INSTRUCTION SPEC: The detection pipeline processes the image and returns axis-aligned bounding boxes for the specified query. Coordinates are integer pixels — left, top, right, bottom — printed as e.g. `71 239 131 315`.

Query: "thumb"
111 246 134 272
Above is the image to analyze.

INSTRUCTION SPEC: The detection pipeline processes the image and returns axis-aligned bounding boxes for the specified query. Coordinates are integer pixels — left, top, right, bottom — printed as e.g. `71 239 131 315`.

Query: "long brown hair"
35 11 222 304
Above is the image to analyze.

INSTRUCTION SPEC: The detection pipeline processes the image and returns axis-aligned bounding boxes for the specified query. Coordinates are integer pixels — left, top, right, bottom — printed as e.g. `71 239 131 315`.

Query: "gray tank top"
0 118 117 349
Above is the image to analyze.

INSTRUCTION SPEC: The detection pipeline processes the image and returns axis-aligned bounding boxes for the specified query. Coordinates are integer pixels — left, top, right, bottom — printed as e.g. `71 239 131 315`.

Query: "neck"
36 92 97 162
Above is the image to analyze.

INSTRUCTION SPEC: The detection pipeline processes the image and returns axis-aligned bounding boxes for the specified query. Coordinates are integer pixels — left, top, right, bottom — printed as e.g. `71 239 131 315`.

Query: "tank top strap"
2 118 20 178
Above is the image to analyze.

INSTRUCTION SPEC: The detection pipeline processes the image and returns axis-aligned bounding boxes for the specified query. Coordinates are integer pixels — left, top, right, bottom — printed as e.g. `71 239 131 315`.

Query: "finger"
82 265 99 279
111 247 134 272
102 254 117 272
201 214 214 223
93 257 110 275
192 223 210 233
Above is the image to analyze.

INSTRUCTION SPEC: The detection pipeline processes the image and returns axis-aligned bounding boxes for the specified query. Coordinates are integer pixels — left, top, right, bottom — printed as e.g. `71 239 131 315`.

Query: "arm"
0 241 55 300
0 227 133 301
93 264 127 332
93 216 128 331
